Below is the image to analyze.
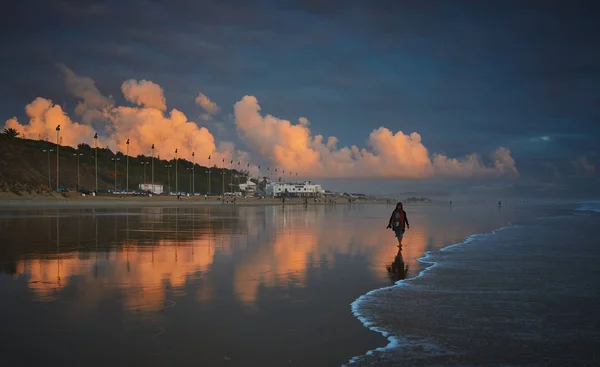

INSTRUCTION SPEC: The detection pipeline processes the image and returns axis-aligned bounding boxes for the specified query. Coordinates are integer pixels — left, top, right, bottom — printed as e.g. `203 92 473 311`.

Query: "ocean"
347 202 600 366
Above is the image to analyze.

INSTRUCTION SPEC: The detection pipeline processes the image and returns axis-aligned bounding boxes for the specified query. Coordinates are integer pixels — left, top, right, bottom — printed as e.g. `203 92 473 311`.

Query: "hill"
0 134 246 195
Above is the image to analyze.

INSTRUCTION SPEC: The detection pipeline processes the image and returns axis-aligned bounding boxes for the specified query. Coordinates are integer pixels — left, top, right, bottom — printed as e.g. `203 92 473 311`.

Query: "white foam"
345 224 522 365
576 203 600 213
344 203 598 365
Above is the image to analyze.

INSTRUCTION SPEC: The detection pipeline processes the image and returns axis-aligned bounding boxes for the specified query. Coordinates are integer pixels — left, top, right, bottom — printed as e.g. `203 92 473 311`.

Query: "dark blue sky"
1 0 599 196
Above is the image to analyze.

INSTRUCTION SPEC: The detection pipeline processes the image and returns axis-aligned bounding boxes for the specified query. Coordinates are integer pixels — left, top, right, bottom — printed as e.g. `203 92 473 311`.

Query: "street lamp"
230 160 234 191
191 152 195 196
94 133 98 193
208 154 212 194
42 149 54 189
151 144 155 194
126 139 130 193
111 156 121 191
55 125 60 190
165 164 172 194
175 149 178 194
73 151 83 189
221 158 225 195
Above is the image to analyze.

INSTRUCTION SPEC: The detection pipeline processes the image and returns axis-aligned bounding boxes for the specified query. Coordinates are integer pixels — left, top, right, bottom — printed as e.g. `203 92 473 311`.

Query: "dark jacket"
388 210 409 231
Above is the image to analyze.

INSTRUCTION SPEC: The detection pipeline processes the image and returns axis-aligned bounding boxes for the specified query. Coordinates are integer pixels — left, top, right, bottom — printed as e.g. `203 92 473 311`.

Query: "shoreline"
344 221 523 365
0 194 390 209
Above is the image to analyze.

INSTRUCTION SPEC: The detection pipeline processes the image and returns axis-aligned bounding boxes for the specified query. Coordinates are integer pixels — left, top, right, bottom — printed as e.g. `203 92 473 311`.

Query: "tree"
2 128 19 138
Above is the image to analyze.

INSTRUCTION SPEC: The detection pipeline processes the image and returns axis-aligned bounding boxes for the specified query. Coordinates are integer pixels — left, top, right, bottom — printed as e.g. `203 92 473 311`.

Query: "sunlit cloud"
195 92 219 115
3 64 519 180
234 95 518 178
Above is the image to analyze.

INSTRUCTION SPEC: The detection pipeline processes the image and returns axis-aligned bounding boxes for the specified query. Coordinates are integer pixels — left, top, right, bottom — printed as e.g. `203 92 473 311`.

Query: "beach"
0 201 516 366
348 202 600 366
2 201 597 366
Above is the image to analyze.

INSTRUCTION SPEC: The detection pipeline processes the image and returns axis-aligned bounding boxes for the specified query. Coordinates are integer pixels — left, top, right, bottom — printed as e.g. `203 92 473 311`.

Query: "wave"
344 224 523 366
576 203 600 213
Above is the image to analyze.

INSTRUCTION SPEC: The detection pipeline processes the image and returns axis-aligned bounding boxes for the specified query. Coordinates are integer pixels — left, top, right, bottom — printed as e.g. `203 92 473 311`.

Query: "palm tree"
2 128 19 138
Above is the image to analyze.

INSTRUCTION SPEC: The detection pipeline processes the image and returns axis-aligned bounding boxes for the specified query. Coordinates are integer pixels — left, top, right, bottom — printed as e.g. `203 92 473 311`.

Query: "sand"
0 191 385 209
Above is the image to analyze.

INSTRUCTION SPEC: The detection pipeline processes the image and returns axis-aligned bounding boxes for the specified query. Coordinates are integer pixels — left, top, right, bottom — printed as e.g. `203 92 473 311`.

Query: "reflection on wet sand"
8 205 514 312
386 247 408 283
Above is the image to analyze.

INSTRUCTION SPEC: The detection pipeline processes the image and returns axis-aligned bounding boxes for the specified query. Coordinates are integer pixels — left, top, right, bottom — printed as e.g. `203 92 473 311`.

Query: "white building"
139 183 164 194
238 179 257 197
265 181 324 198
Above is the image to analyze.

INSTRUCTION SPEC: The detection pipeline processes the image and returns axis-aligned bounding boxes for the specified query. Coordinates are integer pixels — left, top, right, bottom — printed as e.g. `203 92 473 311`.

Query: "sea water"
347 202 600 366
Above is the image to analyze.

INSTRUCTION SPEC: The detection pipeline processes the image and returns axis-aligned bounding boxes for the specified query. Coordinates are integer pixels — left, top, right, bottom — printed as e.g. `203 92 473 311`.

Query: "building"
238 179 257 197
265 181 324 198
139 183 164 195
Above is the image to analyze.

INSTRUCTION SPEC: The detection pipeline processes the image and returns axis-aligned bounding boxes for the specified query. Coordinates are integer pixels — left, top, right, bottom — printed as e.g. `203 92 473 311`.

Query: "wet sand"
0 203 517 366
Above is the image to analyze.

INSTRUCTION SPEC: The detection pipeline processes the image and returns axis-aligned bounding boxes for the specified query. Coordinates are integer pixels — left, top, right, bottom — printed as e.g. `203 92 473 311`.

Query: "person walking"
387 202 410 249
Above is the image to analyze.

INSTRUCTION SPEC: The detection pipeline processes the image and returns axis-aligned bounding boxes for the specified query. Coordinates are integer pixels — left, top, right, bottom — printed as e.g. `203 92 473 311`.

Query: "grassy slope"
0 136 243 193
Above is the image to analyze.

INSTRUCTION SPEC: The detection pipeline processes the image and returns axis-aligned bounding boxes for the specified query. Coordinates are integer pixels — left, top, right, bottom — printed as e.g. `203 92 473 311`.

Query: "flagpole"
126 139 130 192
151 144 155 194
192 152 195 196
94 133 98 193
56 125 60 190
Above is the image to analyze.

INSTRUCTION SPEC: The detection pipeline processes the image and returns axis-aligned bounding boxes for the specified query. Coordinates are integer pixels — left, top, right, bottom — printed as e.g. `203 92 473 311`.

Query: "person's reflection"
386 247 408 283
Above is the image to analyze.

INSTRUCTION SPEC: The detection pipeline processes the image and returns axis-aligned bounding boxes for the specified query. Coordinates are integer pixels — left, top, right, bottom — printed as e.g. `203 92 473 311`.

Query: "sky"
1 0 599 198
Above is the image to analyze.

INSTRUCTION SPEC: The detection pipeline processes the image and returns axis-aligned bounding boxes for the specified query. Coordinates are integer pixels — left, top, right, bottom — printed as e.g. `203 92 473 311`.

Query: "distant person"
387 202 410 249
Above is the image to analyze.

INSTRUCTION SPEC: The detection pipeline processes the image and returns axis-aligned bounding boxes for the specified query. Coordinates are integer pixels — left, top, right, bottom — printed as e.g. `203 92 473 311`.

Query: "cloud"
572 156 596 175
56 63 114 126
233 95 519 179
121 79 167 111
195 92 219 115
5 66 244 166
4 97 96 145
4 65 519 181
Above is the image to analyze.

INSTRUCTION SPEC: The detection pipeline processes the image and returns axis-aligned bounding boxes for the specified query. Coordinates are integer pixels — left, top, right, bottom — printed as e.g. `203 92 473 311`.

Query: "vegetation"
1 128 19 138
0 136 248 194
